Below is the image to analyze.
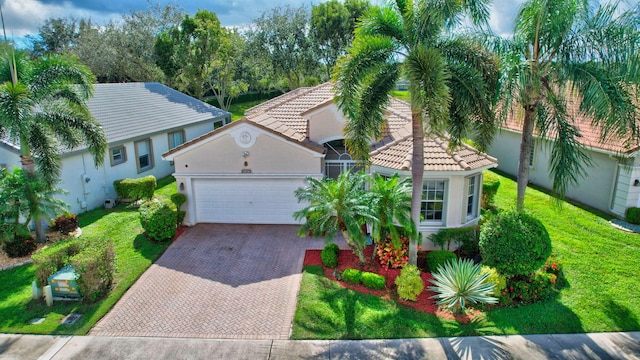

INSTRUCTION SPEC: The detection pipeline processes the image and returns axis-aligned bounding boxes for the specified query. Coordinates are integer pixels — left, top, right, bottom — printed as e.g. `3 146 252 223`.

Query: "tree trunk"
20 155 47 243
342 230 366 264
409 108 424 266
516 106 536 211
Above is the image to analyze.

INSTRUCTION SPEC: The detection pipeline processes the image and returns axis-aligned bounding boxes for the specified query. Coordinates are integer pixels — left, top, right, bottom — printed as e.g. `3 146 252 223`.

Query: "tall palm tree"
334 0 500 265
294 171 377 264
488 0 640 210
0 50 106 242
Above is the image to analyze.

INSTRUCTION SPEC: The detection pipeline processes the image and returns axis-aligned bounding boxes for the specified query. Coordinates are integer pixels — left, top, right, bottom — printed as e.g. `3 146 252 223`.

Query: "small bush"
139 199 177 241
177 210 186 225
482 171 500 209
395 265 424 301
479 211 552 277
171 193 187 208
342 268 362 284
503 271 558 304
321 243 339 268
480 266 506 298
542 254 563 277
361 272 386 290
377 235 409 268
429 227 478 254
114 176 156 201
32 238 84 286
3 236 37 258
70 238 115 303
426 250 457 273
626 207 640 224
52 213 79 234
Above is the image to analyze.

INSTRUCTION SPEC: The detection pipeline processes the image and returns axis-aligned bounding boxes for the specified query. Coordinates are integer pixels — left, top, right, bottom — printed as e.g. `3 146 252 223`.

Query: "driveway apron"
90 224 331 339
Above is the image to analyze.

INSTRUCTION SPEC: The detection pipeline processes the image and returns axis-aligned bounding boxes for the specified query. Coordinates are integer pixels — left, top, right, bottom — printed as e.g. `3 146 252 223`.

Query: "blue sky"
1 0 638 42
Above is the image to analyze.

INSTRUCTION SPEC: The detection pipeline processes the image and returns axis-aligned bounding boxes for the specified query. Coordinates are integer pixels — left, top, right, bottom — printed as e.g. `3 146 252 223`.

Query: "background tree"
334 0 500 265
488 0 640 210
27 17 79 57
0 50 106 242
252 5 319 90
206 29 249 110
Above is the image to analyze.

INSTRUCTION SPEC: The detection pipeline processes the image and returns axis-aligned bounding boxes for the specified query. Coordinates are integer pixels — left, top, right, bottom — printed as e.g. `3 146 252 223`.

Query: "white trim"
370 164 497 177
172 172 323 179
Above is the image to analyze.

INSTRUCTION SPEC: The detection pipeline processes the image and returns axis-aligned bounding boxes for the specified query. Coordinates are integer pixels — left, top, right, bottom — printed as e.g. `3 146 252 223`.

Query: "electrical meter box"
48 265 82 299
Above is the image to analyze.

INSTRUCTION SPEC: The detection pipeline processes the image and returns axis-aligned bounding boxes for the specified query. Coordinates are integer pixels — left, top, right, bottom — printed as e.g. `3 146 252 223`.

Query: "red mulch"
173 225 188 241
303 245 477 323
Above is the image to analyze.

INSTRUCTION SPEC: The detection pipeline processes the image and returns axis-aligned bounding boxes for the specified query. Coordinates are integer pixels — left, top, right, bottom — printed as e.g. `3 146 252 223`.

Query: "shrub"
361 272 386 290
503 271 558 304
426 250 457 273
342 268 362 284
377 235 409 269
1 224 36 258
70 238 115 303
481 171 500 209
139 199 177 241
479 266 506 298
626 207 640 224
429 227 478 254
429 258 498 314
114 176 156 201
171 193 187 208
32 238 85 286
479 211 552 277
52 213 79 234
177 210 186 226
395 265 424 301
321 243 339 268
542 254 563 277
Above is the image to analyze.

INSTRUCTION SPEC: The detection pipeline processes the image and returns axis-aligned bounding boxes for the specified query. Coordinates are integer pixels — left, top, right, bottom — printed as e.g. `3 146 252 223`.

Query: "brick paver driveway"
90 224 335 339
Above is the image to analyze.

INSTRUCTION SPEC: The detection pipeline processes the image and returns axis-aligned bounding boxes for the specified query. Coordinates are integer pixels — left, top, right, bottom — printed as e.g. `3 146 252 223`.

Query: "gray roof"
90 82 230 144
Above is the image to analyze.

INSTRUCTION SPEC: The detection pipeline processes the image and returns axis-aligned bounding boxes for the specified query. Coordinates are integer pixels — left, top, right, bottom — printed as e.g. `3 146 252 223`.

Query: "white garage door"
193 177 306 224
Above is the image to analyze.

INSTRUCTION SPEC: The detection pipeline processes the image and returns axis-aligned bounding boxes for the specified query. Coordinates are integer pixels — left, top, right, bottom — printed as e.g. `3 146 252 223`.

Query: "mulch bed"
303 245 478 322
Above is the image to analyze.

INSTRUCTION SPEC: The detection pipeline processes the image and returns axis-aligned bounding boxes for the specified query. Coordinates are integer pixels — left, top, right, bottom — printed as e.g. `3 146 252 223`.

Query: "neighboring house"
487 103 640 217
0 82 230 214
163 83 497 247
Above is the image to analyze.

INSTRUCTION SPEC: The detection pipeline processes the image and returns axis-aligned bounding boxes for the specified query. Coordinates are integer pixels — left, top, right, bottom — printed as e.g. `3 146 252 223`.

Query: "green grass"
390 90 410 102
0 177 177 335
293 172 640 338
227 100 266 121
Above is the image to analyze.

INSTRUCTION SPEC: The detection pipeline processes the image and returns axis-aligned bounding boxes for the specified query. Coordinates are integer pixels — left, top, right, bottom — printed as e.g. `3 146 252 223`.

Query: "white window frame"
529 140 536 168
466 175 480 220
110 145 127 166
421 179 447 224
135 138 154 173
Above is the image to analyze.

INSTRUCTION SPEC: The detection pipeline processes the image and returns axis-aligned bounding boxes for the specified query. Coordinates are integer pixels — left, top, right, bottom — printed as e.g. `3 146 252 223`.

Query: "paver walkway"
90 224 334 339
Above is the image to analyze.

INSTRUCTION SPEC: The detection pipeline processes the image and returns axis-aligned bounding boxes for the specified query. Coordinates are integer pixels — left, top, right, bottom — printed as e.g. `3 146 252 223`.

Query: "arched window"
323 139 360 179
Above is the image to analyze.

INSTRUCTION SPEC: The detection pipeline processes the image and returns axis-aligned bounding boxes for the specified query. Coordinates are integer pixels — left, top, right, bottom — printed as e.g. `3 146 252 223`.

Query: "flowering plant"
377 235 409 268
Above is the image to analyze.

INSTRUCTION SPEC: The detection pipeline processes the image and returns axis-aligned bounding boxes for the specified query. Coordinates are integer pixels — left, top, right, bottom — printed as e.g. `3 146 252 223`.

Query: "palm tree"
369 173 415 252
294 171 377 264
333 0 500 265
0 49 107 242
488 0 640 210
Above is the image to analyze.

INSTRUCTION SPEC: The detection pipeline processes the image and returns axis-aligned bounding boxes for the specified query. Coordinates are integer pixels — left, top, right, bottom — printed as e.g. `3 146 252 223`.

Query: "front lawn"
292 171 640 338
0 177 177 335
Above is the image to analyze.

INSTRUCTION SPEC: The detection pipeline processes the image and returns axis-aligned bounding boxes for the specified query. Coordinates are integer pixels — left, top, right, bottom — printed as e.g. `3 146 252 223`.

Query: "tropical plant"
479 210 552 277
0 49 106 242
369 174 415 252
429 258 498 314
294 171 377 264
333 0 500 265
321 243 339 268
395 264 424 301
485 0 640 210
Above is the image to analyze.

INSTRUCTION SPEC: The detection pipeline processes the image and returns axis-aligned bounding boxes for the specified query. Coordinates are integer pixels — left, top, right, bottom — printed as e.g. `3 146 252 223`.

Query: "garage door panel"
193 178 306 224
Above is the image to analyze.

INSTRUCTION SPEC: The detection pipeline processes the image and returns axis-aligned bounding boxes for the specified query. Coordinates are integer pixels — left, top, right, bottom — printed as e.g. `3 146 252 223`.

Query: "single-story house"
163 82 498 246
487 102 640 217
0 82 230 214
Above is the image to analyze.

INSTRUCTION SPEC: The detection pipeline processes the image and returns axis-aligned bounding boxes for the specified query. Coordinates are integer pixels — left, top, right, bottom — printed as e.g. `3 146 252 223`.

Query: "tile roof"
244 82 497 172
501 92 640 154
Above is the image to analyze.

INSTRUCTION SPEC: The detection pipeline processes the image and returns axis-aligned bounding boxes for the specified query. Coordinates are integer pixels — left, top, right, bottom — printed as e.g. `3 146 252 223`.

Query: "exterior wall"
611 164 640 216
0 144 21 169
306 104 345 144
488 129 621 215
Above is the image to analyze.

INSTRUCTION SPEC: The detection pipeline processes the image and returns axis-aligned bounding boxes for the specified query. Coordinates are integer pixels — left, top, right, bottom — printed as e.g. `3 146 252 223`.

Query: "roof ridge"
433 137 471 171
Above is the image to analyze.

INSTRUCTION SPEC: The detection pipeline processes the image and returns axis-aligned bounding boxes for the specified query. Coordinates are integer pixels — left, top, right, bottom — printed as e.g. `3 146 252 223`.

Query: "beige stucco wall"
173 129 322 175
307 104 345 144
488 129 623 215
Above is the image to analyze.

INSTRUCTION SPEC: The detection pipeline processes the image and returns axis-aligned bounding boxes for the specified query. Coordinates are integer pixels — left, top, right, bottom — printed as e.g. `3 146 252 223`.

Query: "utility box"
104 199 115 209
48 265 82 299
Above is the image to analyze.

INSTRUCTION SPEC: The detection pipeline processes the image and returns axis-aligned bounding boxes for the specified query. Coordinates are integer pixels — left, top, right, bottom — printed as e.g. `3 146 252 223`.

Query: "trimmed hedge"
321 243 339 268
625 207 640 224
482 171 501 209
33 238 84 287
139 199 177 241
428 227 478 253
70 238 115 303
171 193 187 208
361 272 386 290
342 268 362 284
426 250 457 273
114 176 156 201
479 211 552 277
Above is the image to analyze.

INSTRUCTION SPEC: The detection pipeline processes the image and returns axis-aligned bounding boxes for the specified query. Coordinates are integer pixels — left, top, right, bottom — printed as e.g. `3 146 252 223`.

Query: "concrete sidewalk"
1 332 639 359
